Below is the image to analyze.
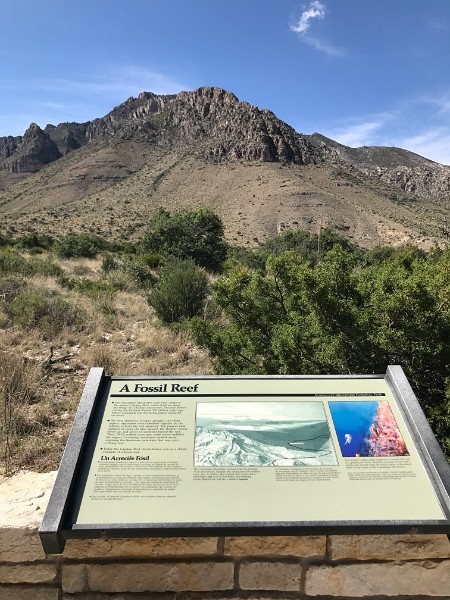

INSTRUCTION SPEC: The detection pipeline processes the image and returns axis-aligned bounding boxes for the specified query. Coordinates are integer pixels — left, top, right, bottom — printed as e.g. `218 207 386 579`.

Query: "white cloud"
397 129 450 165
290 1 326 34
290 2 344 57
43 66 188 98
0 66 191 136
302 35 345 57
325 115 393 147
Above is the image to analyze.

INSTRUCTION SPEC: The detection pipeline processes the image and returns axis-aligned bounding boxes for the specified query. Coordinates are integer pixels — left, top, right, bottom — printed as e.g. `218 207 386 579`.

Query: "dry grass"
0 252 212 475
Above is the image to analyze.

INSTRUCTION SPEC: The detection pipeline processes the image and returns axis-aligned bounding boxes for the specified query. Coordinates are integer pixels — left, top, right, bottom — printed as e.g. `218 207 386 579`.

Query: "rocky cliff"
1 87 449 200
308 133 450 199
0 123 61 174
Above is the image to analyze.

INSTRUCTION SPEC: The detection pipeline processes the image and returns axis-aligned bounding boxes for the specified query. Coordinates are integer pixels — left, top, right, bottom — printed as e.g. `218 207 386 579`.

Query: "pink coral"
359 401 409 457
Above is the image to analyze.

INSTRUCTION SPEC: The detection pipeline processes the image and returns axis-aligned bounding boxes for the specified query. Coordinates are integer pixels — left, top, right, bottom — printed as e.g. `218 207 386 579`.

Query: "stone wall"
1 471 450 599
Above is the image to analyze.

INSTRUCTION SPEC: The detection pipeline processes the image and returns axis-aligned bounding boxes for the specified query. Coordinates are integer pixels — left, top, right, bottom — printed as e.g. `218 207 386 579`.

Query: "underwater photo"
329 400 409 457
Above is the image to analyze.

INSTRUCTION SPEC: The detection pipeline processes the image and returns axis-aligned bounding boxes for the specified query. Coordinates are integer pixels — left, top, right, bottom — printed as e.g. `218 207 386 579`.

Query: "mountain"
0 87 449 248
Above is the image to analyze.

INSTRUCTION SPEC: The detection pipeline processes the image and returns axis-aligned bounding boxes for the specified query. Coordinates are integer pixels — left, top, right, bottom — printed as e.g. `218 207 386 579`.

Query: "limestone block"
64 536 218 558
0 470 57 562
63 562 235 593
225 535 325 557
306 561 450 596
62 594 176 600
0 586 59 600
0 471 57 527
0 563 57 584
62 565 88 594
239 561 301 591
331 534 450 561
0 528 47 562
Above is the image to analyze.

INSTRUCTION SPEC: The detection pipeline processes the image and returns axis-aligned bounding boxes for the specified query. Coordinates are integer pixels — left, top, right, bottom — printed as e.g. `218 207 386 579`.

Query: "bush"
16 233 54 252
54 233 107 258
0 250 62 277
140 208 228 271
121 256 158 287
4 287 84 337
147 258 209 323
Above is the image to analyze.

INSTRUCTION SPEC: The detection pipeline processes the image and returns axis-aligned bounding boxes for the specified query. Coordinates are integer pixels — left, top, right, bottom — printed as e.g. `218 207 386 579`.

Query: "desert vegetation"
1 208 449 474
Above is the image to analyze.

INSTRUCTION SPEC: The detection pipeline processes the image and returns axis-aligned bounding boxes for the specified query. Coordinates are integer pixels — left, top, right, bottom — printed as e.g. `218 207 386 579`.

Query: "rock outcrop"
0 124 61 174
1 87 449 199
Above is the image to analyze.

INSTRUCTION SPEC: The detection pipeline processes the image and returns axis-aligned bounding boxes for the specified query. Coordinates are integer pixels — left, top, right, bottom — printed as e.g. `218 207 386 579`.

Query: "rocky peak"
0 123 61 175
2 87 449 199
166 87 321 164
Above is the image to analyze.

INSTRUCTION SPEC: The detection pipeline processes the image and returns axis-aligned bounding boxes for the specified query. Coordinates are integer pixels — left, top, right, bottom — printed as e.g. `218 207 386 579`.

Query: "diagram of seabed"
194 401 338 466
328 400 409 458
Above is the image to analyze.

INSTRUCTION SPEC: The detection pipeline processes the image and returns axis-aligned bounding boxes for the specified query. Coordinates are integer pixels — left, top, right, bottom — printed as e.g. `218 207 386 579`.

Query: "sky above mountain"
1 0 450 164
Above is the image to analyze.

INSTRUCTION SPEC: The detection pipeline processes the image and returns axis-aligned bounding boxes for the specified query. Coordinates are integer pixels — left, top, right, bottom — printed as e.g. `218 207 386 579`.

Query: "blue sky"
1 0 450 164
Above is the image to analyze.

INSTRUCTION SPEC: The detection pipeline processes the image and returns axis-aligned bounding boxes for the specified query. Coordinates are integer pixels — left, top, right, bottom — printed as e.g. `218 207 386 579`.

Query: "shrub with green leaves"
16 233 54 252
0 250 62 277
54 233 107 258
140 208 228 271
4 286 84 337
190 245 450 454
147 258 209 323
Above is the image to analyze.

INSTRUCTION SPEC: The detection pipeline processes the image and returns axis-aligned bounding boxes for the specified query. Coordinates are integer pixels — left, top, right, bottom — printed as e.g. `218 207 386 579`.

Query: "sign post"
40 367 450 553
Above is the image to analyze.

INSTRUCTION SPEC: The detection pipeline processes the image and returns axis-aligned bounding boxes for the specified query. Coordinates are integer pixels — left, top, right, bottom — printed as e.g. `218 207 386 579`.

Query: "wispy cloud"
397 129 450 166
290 2 344 57
423 90 450 115
325 114 394 147
290 1 326 34
302 36 345 57
42 66 188 98
0 65 191 136
321 103 450 165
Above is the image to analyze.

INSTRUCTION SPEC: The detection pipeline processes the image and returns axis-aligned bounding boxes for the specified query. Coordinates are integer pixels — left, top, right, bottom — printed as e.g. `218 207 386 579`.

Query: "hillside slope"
0 87 449 248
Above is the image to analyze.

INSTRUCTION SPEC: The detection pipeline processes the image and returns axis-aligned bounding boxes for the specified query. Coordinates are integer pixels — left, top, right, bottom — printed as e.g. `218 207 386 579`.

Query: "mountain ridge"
0 87 449 248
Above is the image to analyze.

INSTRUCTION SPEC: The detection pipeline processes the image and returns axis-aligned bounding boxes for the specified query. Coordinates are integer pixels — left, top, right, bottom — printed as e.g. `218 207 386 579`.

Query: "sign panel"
40 367 450 553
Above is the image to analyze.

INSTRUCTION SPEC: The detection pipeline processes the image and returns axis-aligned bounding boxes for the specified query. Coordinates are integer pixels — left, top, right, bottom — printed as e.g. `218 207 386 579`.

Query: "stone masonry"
1 470 450 599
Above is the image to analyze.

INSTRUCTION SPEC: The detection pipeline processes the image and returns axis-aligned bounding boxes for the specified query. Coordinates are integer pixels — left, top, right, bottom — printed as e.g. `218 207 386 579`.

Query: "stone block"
0 471 57 529
330 534 450 561
0 563 57 584
0 586 59 600
64 536 218 558
63 562 234 593
0 470 57 562
239 561 301 591
306 561 450 596
225 535 325 557
0 528 47 562
62 594 176 600
62 565 88 594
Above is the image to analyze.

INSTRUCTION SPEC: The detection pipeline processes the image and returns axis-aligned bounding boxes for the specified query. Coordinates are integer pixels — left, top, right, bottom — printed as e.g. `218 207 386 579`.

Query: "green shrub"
122 256 157 288
0 250 62 277
140 208 228 271
102 253 118 273
147 258 209 323
0 251 31 276
5 287 84 337
57 275 117 299
16 233 54 252
54 233 107 258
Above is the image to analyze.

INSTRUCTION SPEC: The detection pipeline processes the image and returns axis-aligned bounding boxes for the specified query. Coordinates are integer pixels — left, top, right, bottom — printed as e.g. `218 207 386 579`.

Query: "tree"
140 208 228 271
190 245 450 453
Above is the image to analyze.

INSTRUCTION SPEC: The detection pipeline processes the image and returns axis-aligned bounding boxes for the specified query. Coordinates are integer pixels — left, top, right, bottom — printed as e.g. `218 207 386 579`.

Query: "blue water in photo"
328 401 379 457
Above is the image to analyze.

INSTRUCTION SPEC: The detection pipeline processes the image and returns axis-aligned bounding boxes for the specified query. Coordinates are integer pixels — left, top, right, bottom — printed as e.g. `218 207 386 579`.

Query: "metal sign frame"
39 366 450 554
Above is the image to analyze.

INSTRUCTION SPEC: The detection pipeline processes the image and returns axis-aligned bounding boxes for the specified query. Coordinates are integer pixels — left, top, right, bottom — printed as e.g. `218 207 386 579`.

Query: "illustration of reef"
329 400 409 458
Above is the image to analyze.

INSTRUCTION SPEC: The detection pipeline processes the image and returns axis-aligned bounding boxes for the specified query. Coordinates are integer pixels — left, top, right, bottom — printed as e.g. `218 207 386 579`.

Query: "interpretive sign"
40 367 450 553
